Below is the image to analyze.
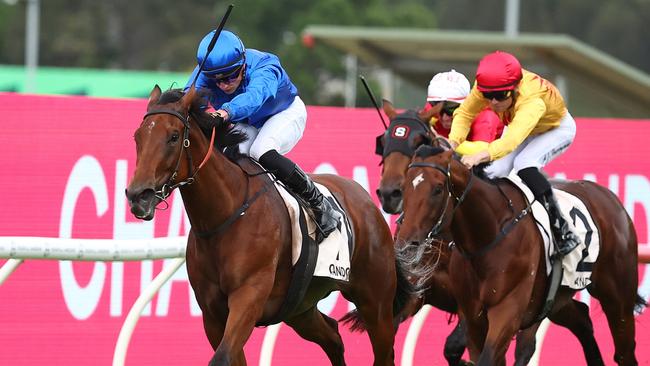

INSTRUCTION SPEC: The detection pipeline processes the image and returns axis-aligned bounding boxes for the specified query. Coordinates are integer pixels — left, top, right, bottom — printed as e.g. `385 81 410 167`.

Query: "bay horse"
125 85 417 366
375 101 541 366
398 144 644 366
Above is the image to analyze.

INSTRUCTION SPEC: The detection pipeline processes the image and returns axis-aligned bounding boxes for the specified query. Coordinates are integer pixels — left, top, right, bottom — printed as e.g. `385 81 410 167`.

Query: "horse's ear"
382 99 397 120
180 86 197 112
418 104 439 122
147 85 162 109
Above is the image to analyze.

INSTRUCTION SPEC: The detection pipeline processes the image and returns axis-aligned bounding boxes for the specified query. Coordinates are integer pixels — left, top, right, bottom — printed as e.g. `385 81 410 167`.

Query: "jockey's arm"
220 66 281 122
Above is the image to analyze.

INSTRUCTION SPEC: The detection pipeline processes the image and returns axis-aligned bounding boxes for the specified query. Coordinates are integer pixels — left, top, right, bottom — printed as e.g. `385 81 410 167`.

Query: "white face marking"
147 120 156 132
412 173 424 189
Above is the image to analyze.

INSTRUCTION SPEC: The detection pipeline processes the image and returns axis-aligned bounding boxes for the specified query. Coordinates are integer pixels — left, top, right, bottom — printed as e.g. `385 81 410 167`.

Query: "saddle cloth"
505 174 600 290
273 180 354 282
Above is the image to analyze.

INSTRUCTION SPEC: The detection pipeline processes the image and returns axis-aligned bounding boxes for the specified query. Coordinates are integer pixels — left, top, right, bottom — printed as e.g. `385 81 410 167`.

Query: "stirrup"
556 232 580 256
313 200 340 244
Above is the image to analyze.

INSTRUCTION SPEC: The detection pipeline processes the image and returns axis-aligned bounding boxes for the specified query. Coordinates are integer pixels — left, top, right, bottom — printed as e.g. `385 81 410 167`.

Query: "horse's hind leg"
548 299 604 365
599 295 638 365
285 307 346 365
353 295 396 366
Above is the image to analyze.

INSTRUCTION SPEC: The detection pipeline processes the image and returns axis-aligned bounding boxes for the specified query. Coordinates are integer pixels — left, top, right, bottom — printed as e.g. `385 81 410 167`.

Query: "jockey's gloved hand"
208 112 224 125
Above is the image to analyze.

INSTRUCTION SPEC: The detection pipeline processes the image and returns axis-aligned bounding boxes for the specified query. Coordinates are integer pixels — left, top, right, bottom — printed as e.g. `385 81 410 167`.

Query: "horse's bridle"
142 109 215 201
408 158 533 259
407 158 473 242
141 107 267 239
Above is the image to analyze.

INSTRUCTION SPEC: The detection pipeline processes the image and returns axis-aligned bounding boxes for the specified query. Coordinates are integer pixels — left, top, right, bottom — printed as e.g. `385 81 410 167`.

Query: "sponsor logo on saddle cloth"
506 174 600 290
273 181 353 282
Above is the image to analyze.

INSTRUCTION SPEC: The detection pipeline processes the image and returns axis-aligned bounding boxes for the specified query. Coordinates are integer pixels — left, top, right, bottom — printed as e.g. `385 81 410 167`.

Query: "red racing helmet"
476 51 522 92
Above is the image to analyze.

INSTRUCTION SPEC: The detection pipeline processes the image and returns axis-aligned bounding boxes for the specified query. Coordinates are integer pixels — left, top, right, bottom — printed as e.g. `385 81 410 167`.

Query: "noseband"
407 159 474 241
142 109 215 201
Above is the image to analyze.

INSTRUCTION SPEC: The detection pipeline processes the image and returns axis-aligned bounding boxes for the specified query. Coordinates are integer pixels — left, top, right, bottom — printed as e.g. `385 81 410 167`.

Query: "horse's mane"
156 88 248 156
414 144 446 158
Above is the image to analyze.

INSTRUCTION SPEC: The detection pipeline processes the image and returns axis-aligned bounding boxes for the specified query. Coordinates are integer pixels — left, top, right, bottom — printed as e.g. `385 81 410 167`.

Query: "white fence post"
112 257 186 366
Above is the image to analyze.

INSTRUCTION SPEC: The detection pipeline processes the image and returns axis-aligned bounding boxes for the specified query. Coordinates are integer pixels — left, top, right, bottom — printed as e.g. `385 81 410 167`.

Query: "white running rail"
0 236 187 366
2 237 647 365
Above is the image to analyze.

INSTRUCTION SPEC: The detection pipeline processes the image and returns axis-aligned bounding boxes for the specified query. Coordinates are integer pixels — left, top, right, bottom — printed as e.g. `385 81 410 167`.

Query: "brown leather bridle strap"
142 109 215 201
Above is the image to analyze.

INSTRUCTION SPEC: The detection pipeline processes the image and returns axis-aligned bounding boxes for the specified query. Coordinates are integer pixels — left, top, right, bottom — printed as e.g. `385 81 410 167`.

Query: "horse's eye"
432 184 443 196
169 132 180 143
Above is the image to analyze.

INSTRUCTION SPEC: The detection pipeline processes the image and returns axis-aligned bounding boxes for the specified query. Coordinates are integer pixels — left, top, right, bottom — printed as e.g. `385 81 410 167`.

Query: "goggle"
428 101 460 116
440 102 460 116
210 65 244 84
481 89 513 101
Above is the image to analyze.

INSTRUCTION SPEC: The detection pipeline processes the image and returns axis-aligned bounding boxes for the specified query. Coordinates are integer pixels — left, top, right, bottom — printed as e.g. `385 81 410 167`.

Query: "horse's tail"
340 248 425 333
634 293 647 315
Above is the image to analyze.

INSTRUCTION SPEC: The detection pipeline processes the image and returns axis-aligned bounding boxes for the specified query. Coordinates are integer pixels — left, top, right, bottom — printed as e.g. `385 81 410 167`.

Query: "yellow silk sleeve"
455 141 489 156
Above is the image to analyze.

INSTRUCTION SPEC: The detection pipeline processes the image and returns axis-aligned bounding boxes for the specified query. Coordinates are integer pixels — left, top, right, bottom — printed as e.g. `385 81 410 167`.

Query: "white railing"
0 236 187 366
1 236 647 366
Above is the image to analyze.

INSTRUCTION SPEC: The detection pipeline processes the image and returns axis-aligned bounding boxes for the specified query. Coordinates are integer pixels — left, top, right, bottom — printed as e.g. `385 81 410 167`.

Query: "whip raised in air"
359 75 387 130
190 4 235 87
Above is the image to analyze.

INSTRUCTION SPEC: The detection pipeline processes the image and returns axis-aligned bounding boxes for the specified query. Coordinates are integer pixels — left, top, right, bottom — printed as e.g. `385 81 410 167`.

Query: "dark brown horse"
126 86 417 366
375 101 541 366
375 101 465 364
398 144 644 366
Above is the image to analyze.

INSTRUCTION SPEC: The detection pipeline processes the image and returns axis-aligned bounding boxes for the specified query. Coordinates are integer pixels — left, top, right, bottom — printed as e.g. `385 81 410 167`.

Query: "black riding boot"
259 150 340 244
518 167 580 256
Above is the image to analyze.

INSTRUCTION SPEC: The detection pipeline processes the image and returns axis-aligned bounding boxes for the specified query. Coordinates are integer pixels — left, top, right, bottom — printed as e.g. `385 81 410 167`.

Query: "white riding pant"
485 112 576 178
232 96 307 160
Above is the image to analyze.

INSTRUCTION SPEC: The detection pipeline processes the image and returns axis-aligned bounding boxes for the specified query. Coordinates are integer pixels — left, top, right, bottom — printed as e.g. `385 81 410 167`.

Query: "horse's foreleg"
512 322 539 366
209 286 267 366
477 298 525 366
462 312 486 365
285 306 346 365
549 299 604 365
443 319 467 366
202 310 226 351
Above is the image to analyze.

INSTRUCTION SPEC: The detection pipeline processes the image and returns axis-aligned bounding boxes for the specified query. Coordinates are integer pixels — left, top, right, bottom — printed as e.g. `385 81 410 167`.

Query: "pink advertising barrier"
0 92 648 365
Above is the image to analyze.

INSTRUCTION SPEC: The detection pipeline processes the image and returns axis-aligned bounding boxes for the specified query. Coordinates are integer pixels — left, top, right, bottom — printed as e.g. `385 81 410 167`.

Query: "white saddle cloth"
273 180 354 282
505 174 600 289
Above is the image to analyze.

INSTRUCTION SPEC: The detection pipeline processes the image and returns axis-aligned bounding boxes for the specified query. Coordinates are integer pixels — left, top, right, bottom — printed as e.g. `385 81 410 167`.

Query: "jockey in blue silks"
185 30 339 243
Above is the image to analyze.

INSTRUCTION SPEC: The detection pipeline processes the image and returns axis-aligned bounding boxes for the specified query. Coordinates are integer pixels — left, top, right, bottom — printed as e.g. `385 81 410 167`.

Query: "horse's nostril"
125 188 136 203
125 187 154 205
137 189 155 203
390 189 403 199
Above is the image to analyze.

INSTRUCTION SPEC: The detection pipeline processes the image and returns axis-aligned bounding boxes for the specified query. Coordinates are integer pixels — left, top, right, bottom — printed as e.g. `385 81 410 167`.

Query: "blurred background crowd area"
0 0 648 116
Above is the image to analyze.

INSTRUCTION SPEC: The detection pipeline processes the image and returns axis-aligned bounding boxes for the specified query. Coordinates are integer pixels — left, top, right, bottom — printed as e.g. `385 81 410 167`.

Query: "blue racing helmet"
197 30 246 76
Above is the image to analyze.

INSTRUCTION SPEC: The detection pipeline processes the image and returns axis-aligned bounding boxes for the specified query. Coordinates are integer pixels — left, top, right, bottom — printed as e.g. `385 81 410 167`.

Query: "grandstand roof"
303 25 650 118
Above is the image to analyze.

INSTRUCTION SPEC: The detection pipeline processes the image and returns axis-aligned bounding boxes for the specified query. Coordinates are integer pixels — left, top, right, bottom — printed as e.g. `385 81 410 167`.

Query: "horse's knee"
209 348 231 366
